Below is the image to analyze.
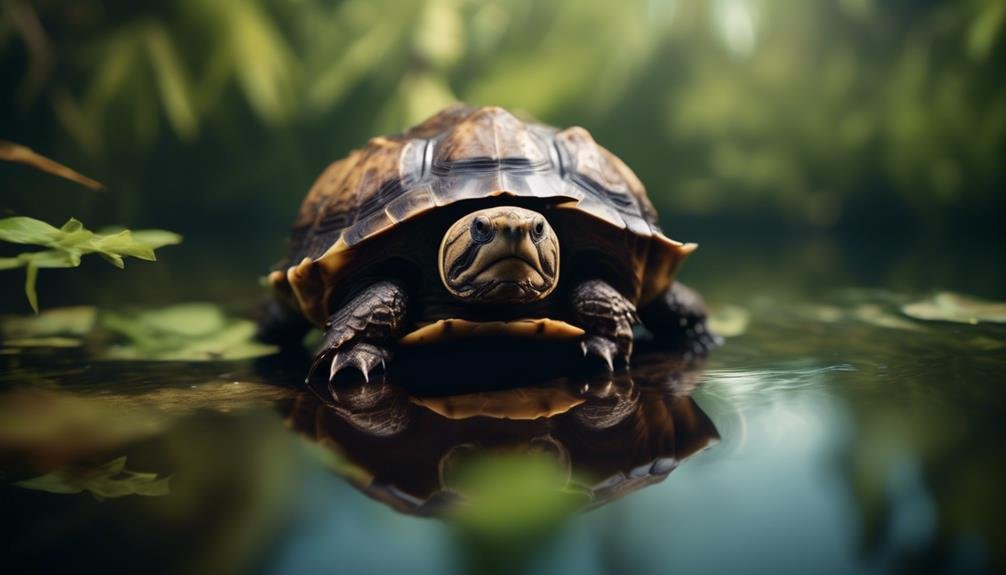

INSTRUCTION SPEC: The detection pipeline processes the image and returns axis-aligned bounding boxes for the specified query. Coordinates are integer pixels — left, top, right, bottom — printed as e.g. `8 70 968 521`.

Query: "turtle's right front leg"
309 280 409 386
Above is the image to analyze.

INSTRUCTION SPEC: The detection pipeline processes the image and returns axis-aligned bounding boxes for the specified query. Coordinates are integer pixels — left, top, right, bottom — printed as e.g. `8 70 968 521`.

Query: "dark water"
1 238 1004 575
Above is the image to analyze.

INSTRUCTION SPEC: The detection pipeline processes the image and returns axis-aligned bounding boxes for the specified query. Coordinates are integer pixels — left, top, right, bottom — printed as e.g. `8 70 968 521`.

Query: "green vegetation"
0 138 180 312
0 217 180 312
2 0 1002 240
1 303 278 359
448 453 589 575
15 456 172 500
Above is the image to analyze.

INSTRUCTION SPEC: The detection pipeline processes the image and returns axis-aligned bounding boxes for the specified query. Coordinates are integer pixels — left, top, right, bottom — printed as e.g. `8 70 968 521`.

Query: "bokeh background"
2 0 1004 311
3 2 1006 574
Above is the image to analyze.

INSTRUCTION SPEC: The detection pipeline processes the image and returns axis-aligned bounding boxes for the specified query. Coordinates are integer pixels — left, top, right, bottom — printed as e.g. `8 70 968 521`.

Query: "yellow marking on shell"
399 318 585 346
639 234 697 305
411 387 586 420
267 269 295 304
288 257 328 327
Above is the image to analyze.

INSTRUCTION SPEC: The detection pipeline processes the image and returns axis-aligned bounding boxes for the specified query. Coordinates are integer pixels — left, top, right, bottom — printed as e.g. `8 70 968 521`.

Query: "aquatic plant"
0 217 181 312
0 142 180 312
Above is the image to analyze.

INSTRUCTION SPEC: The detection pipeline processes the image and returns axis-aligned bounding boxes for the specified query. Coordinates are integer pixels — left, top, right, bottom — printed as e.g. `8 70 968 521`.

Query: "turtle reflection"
287 350 719 516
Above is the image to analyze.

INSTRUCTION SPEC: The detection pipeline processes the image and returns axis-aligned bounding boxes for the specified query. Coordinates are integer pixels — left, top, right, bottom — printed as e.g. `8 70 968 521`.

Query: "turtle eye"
470 215 495 244
530 217 547 243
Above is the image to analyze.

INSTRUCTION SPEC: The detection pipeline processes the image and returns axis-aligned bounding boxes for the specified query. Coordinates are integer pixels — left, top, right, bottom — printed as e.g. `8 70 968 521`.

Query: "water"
1 238 1004 574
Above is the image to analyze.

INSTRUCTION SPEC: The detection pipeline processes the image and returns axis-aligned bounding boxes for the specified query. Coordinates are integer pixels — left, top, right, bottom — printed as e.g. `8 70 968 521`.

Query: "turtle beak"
497 220 541 273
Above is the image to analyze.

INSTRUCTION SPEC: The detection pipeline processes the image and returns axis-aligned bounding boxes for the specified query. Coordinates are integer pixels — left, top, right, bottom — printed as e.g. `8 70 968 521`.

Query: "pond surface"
1 238 1004 575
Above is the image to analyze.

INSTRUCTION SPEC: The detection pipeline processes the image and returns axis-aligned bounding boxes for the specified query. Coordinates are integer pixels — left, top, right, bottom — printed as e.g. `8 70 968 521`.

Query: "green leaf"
96 303 279 361
25 249 82 268
0 306 97 340
16 456 172 500
0 258 21 270
1 216 180 311
707 304 751 337
90 229 156 261
24 263 39 313
100 252 126 268
902 292 1006 324
59 218 84 234
129 229 183 249
134 303 227 337
53 218 94 248
3 336 83 348
0 217 62 245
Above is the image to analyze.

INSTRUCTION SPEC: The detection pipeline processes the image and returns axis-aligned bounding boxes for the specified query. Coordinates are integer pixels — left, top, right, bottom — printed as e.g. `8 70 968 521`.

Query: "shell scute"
278 105 694 325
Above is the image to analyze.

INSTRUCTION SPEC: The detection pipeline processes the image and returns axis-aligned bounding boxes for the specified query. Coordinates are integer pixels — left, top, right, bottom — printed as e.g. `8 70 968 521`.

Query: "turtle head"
439 206 559 304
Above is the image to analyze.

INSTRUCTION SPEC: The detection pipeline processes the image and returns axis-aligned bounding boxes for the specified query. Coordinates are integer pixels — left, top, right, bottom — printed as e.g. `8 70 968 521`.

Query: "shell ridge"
294 105 691 320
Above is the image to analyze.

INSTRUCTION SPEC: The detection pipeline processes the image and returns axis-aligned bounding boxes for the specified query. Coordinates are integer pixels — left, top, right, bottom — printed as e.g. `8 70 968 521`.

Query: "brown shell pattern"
274 105 694 326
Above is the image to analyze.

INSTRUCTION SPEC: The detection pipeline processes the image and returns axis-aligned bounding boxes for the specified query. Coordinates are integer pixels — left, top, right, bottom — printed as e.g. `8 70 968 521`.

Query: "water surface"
2 239 1004 574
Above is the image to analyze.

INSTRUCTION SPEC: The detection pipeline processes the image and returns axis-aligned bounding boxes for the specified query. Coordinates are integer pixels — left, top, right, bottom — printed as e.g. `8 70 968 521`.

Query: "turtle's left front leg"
571 279 639 370
309 280 409 386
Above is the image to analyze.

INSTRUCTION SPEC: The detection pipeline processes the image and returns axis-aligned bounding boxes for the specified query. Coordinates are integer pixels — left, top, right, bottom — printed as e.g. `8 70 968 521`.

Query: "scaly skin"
278 278 716 391
307 280 409 387
570 279 640 370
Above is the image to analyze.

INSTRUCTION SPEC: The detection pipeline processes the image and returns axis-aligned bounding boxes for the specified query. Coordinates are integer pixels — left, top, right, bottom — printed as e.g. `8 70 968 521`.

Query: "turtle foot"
310 341 391 388
580 335 629 372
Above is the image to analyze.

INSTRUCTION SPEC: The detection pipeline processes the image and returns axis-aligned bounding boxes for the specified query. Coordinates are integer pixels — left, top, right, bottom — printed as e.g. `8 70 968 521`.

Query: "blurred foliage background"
1 0 1004 277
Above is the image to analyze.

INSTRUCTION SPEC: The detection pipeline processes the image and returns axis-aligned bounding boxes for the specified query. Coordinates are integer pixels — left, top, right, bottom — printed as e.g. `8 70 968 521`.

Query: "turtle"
259 105 718 385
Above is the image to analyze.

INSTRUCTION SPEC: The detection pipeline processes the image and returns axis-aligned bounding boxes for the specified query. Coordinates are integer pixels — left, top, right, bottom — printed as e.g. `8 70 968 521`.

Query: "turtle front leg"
309 280 409 387
570 280 639 370
638 282 721 356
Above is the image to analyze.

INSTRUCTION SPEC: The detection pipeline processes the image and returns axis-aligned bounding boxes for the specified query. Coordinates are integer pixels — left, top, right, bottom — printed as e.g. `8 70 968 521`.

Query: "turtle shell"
271 105 695 327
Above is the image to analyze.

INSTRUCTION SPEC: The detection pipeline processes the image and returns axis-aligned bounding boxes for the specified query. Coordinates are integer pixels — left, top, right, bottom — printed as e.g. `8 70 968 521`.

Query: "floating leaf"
901 292 1006 325
98 303 278 361
853 304 928 332
0 304 278 360
967 336 1006 351
2 337 82 348
16 456 171 500
0 140 103 190
1 306 97 348
707 304 750 337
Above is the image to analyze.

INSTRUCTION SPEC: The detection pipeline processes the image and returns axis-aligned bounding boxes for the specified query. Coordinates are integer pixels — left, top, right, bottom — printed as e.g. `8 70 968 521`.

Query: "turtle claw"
580 336 617 371
327 342 391 385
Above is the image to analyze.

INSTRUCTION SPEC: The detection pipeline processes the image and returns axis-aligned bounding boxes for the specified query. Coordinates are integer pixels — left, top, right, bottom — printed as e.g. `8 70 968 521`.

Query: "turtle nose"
500 220 527 245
